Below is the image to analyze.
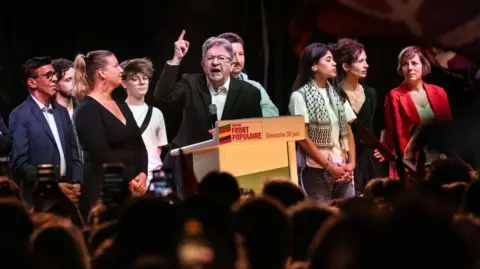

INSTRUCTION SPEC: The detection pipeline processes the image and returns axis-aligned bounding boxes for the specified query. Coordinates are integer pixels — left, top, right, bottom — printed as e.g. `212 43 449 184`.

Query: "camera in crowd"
36 164 57 199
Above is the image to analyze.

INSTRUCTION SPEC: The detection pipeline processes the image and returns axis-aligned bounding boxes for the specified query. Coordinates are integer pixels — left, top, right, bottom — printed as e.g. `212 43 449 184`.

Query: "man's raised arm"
154 30 190 103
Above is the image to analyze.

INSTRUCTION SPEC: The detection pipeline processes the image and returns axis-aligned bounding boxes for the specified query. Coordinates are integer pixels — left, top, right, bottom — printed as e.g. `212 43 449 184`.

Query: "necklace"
346 85 364 103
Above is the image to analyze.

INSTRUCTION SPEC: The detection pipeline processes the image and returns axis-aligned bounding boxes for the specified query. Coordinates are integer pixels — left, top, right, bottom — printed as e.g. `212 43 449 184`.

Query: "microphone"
208 104 218 129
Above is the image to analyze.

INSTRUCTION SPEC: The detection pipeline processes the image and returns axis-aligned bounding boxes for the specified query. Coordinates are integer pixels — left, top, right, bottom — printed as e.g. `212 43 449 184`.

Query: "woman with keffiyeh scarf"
289 43 357 203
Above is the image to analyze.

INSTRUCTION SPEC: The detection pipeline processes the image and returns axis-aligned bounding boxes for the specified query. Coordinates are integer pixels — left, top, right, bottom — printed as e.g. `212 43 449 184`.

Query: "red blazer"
384 82 452 161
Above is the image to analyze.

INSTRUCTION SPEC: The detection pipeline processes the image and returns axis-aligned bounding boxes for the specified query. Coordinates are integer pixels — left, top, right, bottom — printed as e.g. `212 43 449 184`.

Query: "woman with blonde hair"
73 50 148 215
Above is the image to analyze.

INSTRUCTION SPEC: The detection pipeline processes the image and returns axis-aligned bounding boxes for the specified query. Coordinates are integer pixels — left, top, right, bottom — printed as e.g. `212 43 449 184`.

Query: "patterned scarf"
299 80 349 150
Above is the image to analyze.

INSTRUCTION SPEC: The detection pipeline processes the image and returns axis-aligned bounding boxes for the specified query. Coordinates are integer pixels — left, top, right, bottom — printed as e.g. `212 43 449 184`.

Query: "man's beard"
233 64 243 71
233 65 243 76
56 89 73 99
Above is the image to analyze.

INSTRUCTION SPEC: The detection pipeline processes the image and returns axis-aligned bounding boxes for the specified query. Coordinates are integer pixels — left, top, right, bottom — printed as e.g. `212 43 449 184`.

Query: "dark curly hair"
52 58 73 81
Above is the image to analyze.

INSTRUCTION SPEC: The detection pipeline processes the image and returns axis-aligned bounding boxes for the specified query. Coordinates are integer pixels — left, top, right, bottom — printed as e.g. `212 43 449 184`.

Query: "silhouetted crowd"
1 156 480 269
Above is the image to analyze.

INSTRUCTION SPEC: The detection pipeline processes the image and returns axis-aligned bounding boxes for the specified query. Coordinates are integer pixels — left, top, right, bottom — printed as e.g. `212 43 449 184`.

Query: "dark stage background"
0 0 479 165
0 0 301 140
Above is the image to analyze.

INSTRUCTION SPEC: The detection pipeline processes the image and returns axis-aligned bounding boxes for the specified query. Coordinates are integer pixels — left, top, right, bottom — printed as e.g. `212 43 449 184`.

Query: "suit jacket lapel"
222 78 241 120
398 82 421 124
424 82 441 116
52 104 67 152
28 96 56 144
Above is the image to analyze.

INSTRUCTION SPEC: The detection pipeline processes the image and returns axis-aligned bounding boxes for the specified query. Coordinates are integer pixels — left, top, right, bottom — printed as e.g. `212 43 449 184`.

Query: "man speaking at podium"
154 30 262 194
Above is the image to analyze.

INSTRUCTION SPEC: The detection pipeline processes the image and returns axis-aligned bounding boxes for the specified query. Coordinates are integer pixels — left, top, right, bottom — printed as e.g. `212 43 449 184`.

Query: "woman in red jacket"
385 46 452 177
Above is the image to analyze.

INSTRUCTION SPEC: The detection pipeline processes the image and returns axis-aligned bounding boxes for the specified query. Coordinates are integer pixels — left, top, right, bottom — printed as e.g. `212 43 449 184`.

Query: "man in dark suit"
154 30 262 192
0 113 12 176
0 113 12 156
9 57 82 206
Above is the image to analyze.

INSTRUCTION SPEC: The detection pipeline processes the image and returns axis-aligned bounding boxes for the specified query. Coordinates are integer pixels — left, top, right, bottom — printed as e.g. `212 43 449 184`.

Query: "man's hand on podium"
373 149 385 162
208 129 216 137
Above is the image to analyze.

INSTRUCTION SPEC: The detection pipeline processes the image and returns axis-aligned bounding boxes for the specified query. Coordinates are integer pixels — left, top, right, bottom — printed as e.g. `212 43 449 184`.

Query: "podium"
171 116 306 192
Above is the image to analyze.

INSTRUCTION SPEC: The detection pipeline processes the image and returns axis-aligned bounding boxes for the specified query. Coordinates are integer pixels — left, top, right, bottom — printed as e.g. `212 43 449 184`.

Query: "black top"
153 63 263 147
74 96 147 175
347 85 378 152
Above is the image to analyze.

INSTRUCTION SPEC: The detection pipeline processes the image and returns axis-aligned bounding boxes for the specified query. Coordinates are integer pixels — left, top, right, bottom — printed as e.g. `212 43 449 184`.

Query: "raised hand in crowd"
171 30 190 65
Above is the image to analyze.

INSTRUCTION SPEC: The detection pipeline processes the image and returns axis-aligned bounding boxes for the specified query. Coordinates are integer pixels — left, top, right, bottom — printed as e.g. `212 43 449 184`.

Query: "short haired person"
52 58 83 164
0 113 12 156
0 113 12 177
385 46 452 178
121 58 168 186
218 32 279 117
9 56 82 205
52 58 77 119
153 30 262 194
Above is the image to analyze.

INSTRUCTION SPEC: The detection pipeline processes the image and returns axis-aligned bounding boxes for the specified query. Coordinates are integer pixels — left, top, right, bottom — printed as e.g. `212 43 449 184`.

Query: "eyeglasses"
204 55 232 62
33 71 57 80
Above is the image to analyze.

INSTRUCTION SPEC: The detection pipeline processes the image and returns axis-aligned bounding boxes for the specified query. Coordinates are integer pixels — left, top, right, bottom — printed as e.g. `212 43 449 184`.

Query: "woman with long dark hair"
289 43 356 203
332 38 385 194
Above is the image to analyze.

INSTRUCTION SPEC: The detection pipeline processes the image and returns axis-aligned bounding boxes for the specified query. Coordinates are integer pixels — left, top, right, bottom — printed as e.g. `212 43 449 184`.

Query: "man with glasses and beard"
9 57 82 206
154 30 262 195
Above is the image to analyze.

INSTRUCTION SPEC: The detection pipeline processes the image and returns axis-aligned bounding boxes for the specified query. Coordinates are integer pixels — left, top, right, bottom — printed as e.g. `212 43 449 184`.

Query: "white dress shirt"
207 77 231 120
31 95 66 176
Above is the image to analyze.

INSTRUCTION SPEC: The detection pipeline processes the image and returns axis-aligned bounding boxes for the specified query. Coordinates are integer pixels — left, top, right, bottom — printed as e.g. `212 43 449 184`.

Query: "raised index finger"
178 30 186 41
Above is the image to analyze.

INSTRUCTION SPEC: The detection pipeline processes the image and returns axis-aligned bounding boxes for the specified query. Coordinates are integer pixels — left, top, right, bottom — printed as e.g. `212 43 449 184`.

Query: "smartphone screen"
37 164 56 193
147 170 177 202
102 163 125 208
35 164 57 211
148 170 172 195
149 180 173 197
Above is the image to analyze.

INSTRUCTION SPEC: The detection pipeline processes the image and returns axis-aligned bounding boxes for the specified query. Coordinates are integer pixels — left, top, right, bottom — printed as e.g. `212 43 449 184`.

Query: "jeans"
299 166 354 204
